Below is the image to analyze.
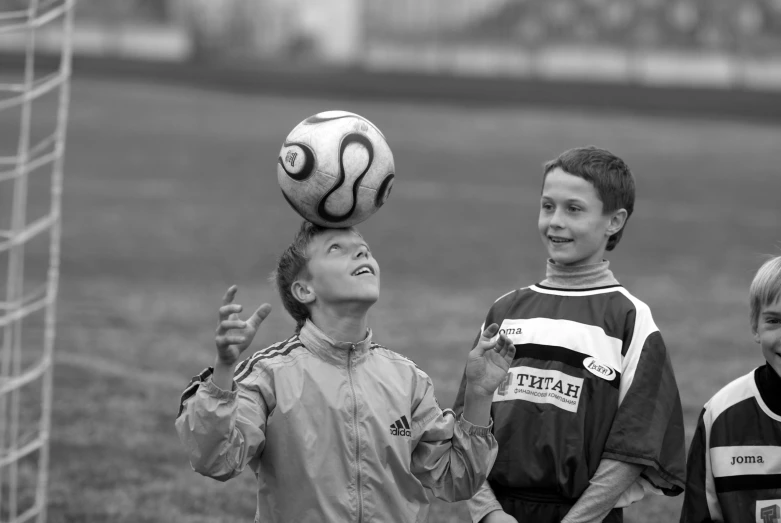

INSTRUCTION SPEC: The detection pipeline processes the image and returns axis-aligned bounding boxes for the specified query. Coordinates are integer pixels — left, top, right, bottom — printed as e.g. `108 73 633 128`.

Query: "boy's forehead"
761 296 781 313
310 229 365 250
542 168 599 200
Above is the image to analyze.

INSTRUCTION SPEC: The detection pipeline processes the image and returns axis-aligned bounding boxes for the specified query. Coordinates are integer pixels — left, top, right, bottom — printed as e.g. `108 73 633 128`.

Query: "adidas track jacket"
175 319 498 523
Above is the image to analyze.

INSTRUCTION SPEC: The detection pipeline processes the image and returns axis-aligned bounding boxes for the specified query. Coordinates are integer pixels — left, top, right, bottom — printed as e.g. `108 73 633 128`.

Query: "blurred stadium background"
1 0 780 522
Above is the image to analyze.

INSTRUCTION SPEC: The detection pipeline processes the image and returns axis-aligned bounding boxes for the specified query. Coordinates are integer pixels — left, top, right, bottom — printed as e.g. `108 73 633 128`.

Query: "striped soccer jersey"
454 283 686 504
680 366 781 523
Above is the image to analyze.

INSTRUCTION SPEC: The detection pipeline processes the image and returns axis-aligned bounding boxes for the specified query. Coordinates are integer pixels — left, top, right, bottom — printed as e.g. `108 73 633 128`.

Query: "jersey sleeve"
602 305 686 496
174 366 271 481
410 369 498 502
679 408 718 523
466 480 504 523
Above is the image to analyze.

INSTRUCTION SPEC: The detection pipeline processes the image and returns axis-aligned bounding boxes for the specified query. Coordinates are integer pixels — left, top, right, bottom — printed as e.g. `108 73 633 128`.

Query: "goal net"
0 1 74 522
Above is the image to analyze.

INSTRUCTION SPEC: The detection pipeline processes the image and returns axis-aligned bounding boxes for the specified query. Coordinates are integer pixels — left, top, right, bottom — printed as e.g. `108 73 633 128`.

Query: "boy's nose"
549 211 566 229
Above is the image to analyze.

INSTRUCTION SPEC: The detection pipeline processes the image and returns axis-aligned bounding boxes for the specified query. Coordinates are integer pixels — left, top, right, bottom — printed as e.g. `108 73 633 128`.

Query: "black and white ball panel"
276 110 395 227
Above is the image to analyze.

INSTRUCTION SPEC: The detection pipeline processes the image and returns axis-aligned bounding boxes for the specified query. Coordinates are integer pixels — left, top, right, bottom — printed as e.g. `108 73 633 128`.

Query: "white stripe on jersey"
711 445 781 478
614 288 659 406
705 371 757 422
496 317 623 372
529 285 622 297
702 371 756 522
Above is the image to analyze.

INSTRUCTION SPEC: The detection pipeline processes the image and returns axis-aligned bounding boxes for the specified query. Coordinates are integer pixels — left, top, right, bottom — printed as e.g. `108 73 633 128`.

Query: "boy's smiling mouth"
548 235 573 244
351 264 375 276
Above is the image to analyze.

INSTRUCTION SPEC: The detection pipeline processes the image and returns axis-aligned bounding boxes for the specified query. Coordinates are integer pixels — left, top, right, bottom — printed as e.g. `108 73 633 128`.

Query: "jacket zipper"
348 345 363 521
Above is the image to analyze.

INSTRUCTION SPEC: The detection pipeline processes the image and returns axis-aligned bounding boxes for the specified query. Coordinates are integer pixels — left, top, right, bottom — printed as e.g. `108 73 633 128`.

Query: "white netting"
0 1 74 522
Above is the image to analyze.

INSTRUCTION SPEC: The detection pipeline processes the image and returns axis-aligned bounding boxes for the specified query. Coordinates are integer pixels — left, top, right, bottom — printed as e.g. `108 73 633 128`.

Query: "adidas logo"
389 415 411 437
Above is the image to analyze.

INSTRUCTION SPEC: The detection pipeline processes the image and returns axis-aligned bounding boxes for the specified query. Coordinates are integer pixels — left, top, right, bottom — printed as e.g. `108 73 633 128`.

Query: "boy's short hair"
749 255 781 332
543 146 636 251
272 221 360 333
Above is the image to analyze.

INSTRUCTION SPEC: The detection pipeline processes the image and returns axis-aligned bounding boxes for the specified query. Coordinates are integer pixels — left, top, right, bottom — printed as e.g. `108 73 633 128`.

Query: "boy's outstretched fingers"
474 323 500 354
247 303 272 330
496 333 516 364
219 285 243 321
481 323 500 341
223 285 238 304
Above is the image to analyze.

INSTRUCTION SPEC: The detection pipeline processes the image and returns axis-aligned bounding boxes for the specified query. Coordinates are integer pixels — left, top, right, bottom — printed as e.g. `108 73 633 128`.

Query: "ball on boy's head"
277 110 395 228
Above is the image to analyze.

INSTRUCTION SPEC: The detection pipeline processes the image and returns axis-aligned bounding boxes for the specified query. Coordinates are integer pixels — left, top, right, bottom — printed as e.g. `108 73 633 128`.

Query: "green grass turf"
1 74 780 522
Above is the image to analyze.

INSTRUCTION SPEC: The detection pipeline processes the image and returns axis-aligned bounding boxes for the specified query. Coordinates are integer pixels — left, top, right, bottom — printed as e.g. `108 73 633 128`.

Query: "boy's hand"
481 510 518 523
215 285 272 367
465 324 516 397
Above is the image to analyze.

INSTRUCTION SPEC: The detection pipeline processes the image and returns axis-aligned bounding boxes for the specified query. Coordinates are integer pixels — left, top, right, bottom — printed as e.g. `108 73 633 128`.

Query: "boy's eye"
541 202 553 211
328 244 340 252
568 206 581 212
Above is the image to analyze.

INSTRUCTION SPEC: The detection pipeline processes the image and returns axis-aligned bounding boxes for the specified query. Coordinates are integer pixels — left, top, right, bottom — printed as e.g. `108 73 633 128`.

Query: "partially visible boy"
680 255 781 523
175 221 516 523
454 146 687 523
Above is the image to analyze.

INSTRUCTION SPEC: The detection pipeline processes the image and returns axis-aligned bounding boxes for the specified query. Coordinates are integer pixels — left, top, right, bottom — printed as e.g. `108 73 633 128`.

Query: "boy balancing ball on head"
175 221 517 523
680 255 781 523
455 146 687 523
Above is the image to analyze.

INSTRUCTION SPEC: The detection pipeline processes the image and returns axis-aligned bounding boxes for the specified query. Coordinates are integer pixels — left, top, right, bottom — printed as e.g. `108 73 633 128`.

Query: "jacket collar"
298 319 373 366
540 258 619 289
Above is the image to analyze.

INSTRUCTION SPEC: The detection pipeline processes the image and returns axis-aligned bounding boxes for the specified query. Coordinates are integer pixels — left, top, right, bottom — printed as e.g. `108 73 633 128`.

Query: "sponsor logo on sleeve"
493 366 584 413
583 357 617 381
757 501 781 523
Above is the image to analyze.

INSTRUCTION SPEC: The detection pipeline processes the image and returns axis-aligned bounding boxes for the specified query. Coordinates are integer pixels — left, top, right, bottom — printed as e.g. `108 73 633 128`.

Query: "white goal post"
0 1 74 522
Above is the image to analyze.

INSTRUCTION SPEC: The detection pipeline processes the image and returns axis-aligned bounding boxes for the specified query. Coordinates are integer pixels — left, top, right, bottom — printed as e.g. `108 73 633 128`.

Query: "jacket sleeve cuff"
202 376 238 400
467 498 503 523
455 411 494 435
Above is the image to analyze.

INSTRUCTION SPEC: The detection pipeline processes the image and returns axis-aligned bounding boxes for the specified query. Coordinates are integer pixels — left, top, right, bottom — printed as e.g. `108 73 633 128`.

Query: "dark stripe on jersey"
488 288 637 356
514 343 621 389
714 474 781 492
709 397 781 448
755 365 781 416
234 340 286 377
177 366 213 418
534 283 623 292
233 337 298 381
235 341 302 383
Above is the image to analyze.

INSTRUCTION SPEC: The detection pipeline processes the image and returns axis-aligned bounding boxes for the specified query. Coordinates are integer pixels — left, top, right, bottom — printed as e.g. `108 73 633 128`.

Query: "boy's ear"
753 328 760 344
291 279 315 305
606 208 628 237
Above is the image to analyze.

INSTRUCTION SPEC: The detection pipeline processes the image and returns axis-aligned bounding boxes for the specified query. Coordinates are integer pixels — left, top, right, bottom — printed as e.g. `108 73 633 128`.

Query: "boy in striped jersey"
455 146 686 523
175 221 517 523
680 255 781 523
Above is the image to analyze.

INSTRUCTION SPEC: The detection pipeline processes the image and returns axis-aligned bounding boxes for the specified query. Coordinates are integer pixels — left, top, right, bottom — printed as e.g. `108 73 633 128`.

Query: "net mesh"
0 1 74 521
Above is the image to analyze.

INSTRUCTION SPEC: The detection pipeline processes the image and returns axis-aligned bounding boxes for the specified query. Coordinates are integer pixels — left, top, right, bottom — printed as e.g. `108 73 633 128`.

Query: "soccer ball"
277 110 395 228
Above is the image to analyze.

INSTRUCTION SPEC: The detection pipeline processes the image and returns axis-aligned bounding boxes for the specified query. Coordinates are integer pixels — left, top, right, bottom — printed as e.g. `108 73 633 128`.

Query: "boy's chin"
549 253 582 266
337 292 380 306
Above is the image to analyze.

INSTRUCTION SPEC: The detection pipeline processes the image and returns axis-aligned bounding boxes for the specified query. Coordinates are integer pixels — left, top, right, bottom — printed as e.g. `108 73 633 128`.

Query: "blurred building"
2 0 781 89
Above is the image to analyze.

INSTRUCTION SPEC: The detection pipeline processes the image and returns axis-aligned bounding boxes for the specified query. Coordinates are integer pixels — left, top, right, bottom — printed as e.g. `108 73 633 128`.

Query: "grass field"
2 73 781 522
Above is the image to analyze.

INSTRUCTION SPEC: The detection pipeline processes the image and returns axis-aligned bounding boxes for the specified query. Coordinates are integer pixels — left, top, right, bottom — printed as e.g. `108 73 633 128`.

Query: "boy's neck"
309 304 370 344
541 258 619 289
757 362 781 417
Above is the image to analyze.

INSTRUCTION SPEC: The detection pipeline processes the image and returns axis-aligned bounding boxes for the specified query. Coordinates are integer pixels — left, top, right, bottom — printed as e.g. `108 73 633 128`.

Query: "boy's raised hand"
465 324 516 397
215 285 272 367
